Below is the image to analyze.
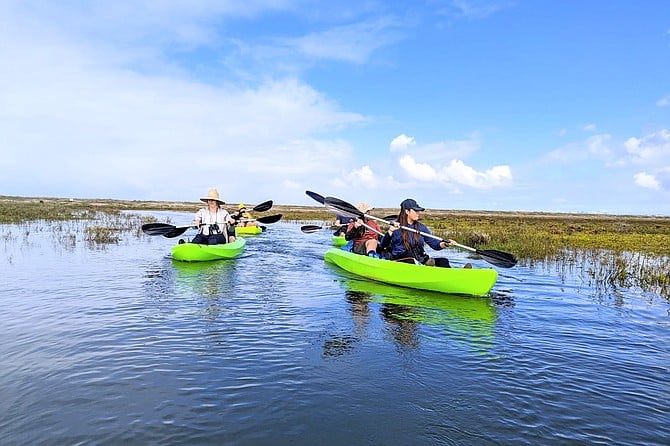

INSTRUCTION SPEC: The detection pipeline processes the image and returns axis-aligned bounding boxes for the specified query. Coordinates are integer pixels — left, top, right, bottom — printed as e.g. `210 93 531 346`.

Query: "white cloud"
390 133 479 160
389 134 416 152
624 130 670 164
544 134 615 164
398 155 511 189
440 160 512 188
286 17 405 64
657 95 670 107
344 165 379 188
634 172 660 190
583 123 597 132
0 31 364 200
399 155 438 181
444 0 515 19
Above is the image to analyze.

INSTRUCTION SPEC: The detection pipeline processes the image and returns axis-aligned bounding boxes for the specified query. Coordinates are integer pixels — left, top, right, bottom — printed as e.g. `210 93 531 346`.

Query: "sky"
1 1 670 216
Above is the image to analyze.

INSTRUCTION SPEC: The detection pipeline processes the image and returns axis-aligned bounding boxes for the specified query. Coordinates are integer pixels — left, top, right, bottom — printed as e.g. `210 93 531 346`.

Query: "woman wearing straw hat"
191 188 241 245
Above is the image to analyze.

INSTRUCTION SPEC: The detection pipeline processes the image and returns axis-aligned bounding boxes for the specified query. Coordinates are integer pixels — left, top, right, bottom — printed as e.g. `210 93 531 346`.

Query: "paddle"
323 196 518 268
251 214 282 224
249 200 273 212
303 191 382 236
305 190 325 205
301 224 326 233
142 222 194 237
301 221 382 236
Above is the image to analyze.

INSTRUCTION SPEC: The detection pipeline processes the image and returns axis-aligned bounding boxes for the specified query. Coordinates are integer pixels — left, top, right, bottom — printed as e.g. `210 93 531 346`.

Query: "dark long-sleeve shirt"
380 222 443 260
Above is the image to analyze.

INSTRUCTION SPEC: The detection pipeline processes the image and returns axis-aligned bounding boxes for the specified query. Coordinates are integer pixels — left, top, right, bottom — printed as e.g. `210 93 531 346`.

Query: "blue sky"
1 1 669 215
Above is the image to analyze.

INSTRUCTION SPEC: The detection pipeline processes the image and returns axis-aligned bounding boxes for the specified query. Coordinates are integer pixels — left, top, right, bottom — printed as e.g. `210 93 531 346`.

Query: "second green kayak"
235 226 263 235
331 235 347 246
324 248 498 296
172 238 246 262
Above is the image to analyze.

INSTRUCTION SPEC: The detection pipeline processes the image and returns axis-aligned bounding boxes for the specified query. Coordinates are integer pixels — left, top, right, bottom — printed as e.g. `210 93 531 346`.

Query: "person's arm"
421 223 449 250
344 222 360 241
380 222 398 249
370 221 383 240
193 209 204 230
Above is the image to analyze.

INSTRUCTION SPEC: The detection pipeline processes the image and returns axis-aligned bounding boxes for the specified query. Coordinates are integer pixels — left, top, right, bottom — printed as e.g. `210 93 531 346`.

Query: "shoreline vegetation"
2 195 668 298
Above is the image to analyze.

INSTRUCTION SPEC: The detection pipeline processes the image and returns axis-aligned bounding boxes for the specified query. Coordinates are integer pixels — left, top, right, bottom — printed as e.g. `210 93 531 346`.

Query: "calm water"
1 212 668 445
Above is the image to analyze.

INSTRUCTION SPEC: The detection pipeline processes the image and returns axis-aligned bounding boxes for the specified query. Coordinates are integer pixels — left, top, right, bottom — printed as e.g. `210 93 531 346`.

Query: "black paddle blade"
141 222 177 236
477 249 518 268
305 190 325 205
323 197 363 219
253 200 273 212
163 226 190 238
300 225 324 233
256 214 282 224
383 214 398 222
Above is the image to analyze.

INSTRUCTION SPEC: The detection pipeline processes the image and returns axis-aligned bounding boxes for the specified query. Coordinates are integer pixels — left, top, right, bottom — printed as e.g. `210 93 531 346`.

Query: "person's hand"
387 221 399 234
440 239 456 248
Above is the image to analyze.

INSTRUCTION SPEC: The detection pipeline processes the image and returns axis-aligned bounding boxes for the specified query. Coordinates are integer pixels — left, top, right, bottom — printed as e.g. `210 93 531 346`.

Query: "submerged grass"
2 195 669 297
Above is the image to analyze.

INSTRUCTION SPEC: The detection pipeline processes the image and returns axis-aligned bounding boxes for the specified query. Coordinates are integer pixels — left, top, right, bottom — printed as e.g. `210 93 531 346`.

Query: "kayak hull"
235 226 263 235
171 238 246 262
324 248 497 296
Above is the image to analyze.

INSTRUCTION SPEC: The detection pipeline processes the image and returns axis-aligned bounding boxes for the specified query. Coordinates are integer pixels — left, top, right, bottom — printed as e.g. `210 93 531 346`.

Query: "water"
1 214 668 445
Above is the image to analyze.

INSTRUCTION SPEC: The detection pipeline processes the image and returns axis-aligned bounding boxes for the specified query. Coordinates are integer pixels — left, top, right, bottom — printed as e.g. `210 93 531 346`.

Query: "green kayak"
235 225 263 236
171 238 246 262
332 235 347 246
324 248 498 296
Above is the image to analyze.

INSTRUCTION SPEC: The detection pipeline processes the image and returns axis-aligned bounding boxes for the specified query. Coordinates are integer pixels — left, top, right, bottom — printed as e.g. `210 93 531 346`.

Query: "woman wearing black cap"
380 198 463 267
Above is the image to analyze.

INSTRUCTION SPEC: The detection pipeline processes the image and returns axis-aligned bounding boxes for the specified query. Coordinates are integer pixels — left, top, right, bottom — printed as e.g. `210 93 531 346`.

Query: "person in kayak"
235 203 259 227
380 198 468 268
344 202 383 258
191 188 241 245
333 214 354 237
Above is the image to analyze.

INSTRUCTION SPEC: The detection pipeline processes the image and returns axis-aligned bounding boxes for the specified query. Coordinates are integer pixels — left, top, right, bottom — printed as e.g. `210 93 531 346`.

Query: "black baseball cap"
400 198 425 211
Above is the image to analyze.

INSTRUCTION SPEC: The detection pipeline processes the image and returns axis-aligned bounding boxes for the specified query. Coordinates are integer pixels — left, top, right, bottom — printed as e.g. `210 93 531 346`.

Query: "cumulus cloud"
399 155 438 181
345 165 379 188
399 155 511 189
634 172 660 190
624 130 670 164
389 134 416 152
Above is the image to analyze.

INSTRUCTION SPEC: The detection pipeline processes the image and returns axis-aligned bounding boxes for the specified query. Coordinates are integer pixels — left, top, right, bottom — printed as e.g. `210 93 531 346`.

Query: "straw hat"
356 202 373 213
200 188 225 204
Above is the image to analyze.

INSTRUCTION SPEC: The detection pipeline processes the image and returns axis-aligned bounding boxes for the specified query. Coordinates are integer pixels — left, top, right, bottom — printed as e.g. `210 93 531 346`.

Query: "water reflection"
324 264 498 355
171 259 236 298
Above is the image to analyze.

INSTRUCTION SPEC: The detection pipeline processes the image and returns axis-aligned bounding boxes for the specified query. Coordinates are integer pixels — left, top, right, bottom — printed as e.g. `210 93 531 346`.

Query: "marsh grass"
2 196 669 298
